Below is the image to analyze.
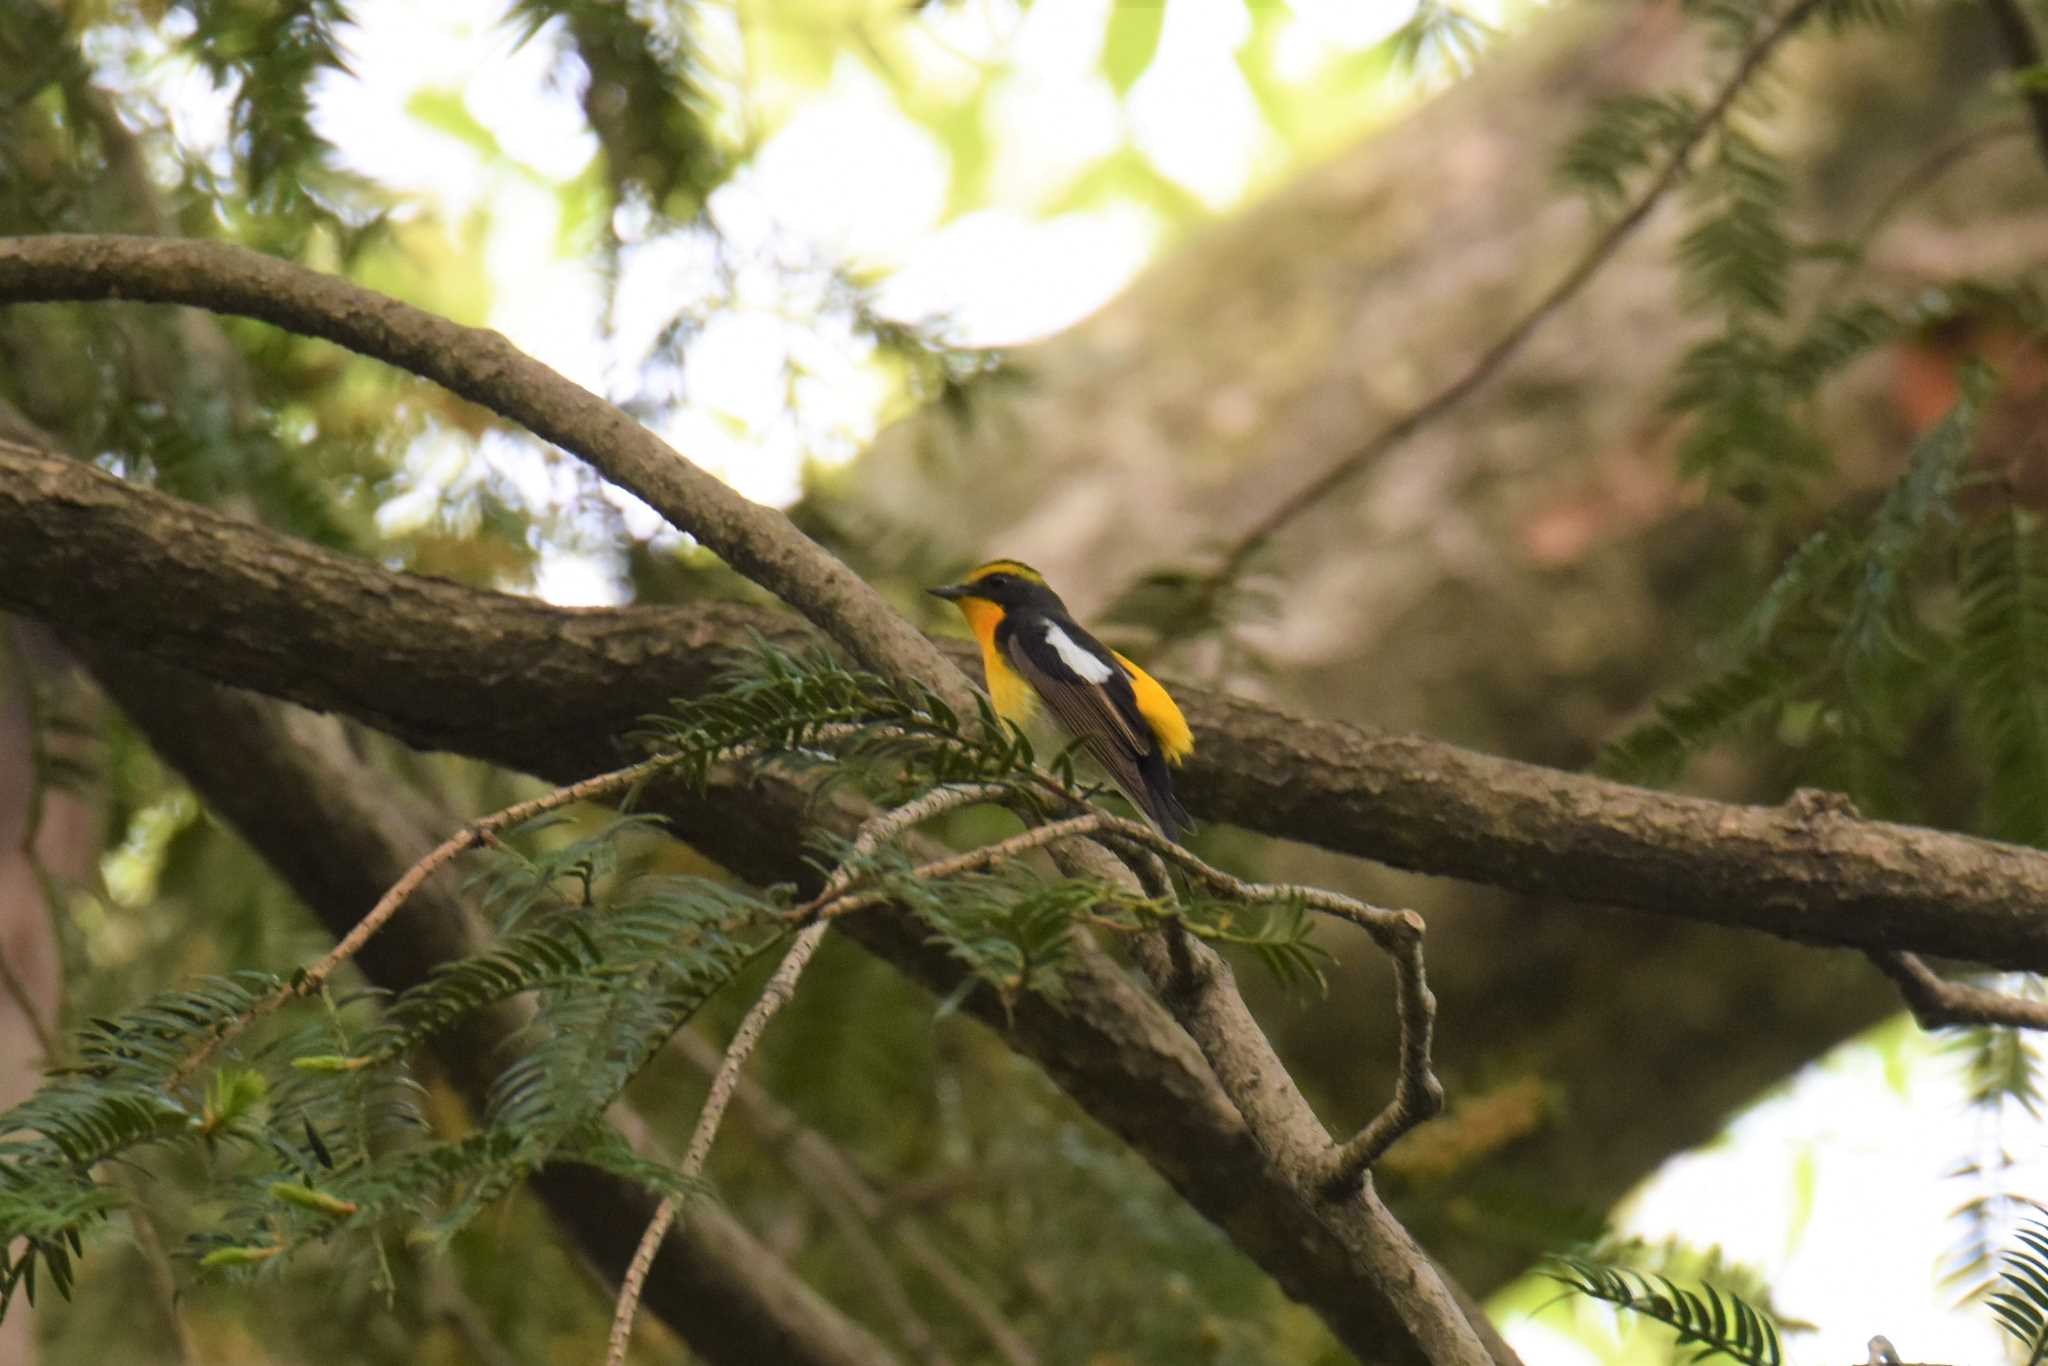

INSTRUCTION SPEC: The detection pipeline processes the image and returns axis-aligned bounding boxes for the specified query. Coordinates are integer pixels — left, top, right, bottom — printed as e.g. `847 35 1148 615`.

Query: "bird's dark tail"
1133 751 1193 844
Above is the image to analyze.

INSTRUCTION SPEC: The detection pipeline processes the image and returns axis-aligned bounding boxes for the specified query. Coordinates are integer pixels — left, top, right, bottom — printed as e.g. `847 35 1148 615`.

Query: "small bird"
929 559 1194 839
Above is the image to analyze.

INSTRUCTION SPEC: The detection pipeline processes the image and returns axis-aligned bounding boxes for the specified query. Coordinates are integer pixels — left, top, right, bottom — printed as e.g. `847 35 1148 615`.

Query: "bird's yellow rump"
930 559 1193 838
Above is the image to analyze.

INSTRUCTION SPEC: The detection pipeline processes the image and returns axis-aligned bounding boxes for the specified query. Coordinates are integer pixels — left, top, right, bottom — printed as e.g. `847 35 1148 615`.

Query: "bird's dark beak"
927 583 970 601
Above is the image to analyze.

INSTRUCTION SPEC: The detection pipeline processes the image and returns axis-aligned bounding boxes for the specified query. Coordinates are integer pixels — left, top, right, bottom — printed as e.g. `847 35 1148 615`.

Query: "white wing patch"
1042 621 1114 683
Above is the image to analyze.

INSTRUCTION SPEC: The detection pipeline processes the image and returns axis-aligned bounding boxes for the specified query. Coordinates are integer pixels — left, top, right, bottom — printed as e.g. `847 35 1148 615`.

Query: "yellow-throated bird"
929 560 1194 839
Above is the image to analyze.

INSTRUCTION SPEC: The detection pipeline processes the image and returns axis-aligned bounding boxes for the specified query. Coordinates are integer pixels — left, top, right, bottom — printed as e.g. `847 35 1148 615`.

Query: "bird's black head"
928 559 1067 613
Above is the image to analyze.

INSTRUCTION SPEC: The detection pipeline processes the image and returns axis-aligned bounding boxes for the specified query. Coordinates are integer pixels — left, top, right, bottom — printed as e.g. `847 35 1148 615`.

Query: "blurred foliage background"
4 0 2048 1362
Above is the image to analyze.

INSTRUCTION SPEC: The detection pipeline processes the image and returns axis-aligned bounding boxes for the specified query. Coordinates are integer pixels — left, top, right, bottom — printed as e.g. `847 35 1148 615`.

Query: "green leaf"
1594 645 1799 784
1102 3 1168 97
202 1066 271 1131
1556 92 1700 204
267 1181 358 1218
1961 507 2048 846
1839 366 1991 724
404 88 508 165
1544 1254 1787 1366
198 1244 284 1270
1990 1217 2048 1363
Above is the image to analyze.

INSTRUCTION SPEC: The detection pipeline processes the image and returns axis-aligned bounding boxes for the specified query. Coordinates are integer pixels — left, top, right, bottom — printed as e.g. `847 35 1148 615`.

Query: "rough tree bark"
5 443 2046 973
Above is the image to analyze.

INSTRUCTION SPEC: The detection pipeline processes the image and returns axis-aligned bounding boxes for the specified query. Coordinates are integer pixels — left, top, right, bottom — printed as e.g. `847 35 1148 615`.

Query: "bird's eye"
982 574 1008 588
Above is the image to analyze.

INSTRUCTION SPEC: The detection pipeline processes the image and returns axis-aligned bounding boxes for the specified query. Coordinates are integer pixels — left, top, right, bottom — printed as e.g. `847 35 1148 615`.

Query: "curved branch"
6 441 2048 974
0 234 974 715
803 803 1445 1194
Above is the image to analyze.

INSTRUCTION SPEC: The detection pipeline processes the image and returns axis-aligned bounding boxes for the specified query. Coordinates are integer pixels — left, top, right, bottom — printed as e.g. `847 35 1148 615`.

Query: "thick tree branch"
0 234 973 715
7 443 2048 974
1042 822 1490 1366
0 436 780 774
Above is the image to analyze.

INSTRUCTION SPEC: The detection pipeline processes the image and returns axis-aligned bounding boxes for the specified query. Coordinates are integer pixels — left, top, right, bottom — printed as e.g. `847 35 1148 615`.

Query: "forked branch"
801 787 1446 1218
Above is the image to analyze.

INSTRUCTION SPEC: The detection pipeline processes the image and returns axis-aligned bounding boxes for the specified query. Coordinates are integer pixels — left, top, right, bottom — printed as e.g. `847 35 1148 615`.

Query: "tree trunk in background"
0 627 96 1366
838 0 2038 1290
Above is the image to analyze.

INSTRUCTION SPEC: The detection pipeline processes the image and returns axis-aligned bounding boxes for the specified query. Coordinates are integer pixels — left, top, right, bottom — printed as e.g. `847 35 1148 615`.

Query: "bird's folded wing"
1002 628 1154 798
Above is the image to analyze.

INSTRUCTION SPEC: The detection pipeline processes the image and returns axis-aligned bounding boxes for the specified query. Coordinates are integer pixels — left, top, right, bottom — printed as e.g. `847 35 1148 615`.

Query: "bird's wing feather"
1003 623 1154 797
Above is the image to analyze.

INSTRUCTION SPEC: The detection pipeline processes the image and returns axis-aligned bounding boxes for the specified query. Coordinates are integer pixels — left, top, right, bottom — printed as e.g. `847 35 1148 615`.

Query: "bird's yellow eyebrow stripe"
963 559 1044 585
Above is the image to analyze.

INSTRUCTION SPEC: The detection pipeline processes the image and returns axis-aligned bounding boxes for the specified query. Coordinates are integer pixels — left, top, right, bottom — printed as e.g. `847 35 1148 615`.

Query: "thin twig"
606 783 1002 1366
167 752 687 1089
675 1030 1039 1366
1790 115 2030 340
121 1180 197 1366
160 710 921 1101
605 920 832 1366
1845 120 2027 267
166 718 895 1090
804 804 1417 946
1983 0 2048 178
1869 950 2048 1030
1202 0 1827 593
798 810 1118 924
1322 921 1444 1193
